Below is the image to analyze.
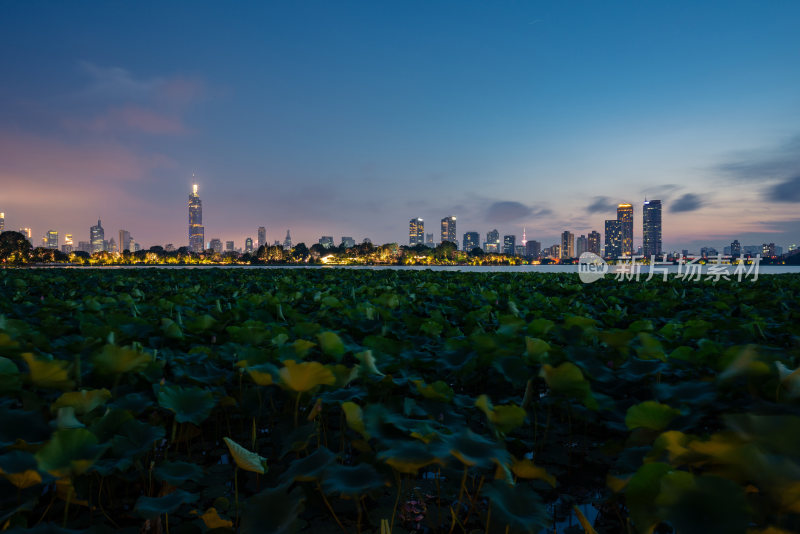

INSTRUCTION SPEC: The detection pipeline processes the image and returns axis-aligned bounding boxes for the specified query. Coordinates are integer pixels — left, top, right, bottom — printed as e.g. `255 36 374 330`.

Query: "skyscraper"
283 230 292 250
46 230 58 249
409 218 424 245
576 235 588 257
225 241 234 253
731 239 741 258
108 238 118 253
503 235 516 255
209 239 222 254
425 233 434 248
485 229 500 252
560 231 574 259
119 230 133 252
0 212 4 232
588 231 601 254
617 203 634 256
605 220 622 258
526 240 541 258
62 234 73 254
257 227 266 249
90 219 104 253
245 238 253 254
441 216 457 247
642 200 662 257
463 232 479 253
341 236 356 248
189 184 204 253
319 236 334 248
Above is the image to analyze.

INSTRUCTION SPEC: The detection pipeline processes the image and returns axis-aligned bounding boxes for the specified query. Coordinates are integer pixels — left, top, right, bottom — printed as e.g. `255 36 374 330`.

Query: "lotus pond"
0 269 799 534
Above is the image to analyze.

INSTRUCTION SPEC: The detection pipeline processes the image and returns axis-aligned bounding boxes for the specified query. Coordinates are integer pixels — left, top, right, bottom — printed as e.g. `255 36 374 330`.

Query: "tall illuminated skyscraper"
0 212 4 232
560 231 574 259
90 219 104 253
283 230 292 250
588 231 601 254
463 232 479 252
503 235 516 255
605 220 622 258
189 184 204 253
245 238 253 254
617 203 634 256
642 199 662 257
409 218 424 245
46 230 58 249
440 216 456 246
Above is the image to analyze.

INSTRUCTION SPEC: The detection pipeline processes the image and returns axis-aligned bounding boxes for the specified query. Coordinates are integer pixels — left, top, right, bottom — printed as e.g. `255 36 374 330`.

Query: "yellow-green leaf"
511 458 556 487
223 437 267 474
52 389 111 414
278 360 335 392
23 353 74 390
201 507 233 529
341 401 370 440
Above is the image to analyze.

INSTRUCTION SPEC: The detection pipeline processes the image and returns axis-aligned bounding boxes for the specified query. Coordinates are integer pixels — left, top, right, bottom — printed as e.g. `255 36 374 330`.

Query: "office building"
257 227 267 249
409 218 424 245
526 240 541 258
463 232 480 253
119 230 133 252
341 236 356 248
441 216 457 246
617 203 634 256
283 230 292 250
642 200 662 257
245 238 253 254
46 230 58 249
515 245 525 256
0 212 4 232
77 241 91 254
189 184 204 253
605 220 622 258
485 229 500 252
108 238 118 253
226 241 234 253
210 239 222 254
319 236 334 248
503 235 516 255
762 243 776 257
425 233 434 248
576 235 588 257
731 240 741 258
62 234 73 255
588 231 601 254
90 219 104 253
560 231 574 259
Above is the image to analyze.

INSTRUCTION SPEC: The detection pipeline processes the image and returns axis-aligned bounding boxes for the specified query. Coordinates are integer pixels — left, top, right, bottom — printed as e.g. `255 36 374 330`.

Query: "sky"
1 1 799 252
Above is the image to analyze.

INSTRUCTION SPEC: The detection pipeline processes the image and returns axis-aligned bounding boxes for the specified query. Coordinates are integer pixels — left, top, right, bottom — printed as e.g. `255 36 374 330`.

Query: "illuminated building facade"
441 216 457 247
730 239 741 258
210 239 222 254
485 229 500 252
245 238 253 254
90 219 104 253
409 218 424 245
341 236 356 248
588 231 601 254
0 212 4 232
189 184 204 253
560 231 574 259
617 203 634 256
319 236 334 248
605 219 622 258
283 230 292 250
463 232 479 252
46 230 58 249
503 235 516 255
62 234 73 254
642 199 662 257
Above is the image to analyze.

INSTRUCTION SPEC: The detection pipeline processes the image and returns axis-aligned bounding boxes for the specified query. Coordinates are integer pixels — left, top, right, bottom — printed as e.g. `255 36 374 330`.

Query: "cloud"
641 184 681 200
670 193 704 213
585 196 618 214
485 201 551 223
78 61 205 106
765 175 800 203
717 135 800 181
64 106 188 135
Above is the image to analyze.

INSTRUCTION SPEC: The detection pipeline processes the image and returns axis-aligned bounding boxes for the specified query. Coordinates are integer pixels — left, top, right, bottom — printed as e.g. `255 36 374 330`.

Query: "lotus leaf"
158 385 216 424
278 360 335 392
134 489 198 519
223 437 267 474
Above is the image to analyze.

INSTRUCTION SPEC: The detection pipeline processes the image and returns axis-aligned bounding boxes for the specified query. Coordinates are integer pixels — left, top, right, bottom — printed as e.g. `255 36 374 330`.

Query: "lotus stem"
316 483 347 534
390 473 402 533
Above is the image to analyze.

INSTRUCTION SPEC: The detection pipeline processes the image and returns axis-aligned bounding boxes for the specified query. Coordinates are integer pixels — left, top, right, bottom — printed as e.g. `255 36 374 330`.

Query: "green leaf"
316 331 346 360
22 353 74 390
278 360 335 392
35 428 107 477
153 461 204 486
158 385 216 424
413 379 454 402
281 447 336 482
475 394 527 434
341 402 370 440
320 462 387 497
92 344 152 375
625 462 672 532
625 401 680 431
481 480 548 534
241 484 304 534
223 437 267 474
539 362 597 410
0 356 21 392
52 389 112 414
134 489 197 519
446 429 510 468
524 337 550 362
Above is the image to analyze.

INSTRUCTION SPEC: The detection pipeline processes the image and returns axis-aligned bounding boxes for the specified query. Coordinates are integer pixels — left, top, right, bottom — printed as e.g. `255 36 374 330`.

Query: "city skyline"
2 3 799 250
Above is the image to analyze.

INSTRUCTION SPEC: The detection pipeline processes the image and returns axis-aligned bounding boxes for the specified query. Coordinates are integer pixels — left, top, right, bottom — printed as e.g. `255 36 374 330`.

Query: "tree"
292 243 309 261
468 247 484 257
0 231 32 264
435 240 458 261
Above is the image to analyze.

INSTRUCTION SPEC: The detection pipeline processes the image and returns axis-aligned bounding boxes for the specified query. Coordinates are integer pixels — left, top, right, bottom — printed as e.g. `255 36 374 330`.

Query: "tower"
605 220 622 258
409 218 424 246
521 227 527 246
617 203 634 256
440 216 457 247
257 227 266 249
642 199 662 257
90 219 104 253
188 182 204 253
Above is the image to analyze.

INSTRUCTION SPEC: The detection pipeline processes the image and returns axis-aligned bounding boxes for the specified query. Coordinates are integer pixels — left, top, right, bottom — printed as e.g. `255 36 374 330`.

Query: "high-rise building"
463 232 479 253
341 236 356 248
576 235 588 257
485 229 500 253
605 220 622 258
46 230 58 249
20 227 32 243
503 235 516 255
441 216 457 247
209 239 222 254
90 220 104 253
62 234 74 255
762 243 776 257
245 238 253 254
425 233 434 248
409 218 424 245
108 238 118 253
642 200 662 257
189 184 204 253
560 231 574 259
526 240 541 258
617 203 634 256
515 245 525 256
0 212 4 232
225 241 234 253
119 230 133 252
731 239 741 258
257 227 267 249
319 236 334 248
588 231 601 254
283 230 292 250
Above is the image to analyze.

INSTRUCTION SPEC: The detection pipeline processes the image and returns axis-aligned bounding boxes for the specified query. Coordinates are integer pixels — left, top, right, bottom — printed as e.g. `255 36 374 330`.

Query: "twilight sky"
2 1 800 252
